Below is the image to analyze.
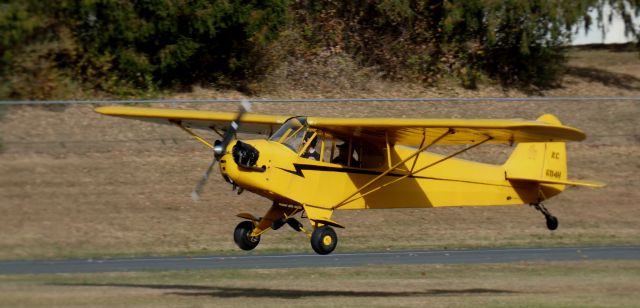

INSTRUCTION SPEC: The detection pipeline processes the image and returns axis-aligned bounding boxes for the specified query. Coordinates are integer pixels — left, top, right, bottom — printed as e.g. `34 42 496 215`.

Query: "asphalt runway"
1 246 638 275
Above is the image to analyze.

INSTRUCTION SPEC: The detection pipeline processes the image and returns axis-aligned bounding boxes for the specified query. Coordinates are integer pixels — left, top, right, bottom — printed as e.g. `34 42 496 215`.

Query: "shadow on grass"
53 283 519 299
565 66 640 91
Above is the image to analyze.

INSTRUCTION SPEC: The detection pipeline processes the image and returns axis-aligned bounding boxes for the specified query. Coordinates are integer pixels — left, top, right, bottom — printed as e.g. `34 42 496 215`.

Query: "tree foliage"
1 0 289 97
55 0 288 91
293 0 637 89
0 0 638 98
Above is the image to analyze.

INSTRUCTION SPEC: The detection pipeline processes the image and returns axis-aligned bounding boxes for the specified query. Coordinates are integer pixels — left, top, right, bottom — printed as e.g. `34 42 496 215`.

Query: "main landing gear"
233 206 340 255
531 203 559 231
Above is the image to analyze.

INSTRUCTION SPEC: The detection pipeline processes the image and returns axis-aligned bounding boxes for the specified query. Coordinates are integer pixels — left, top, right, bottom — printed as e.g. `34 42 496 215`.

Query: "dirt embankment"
0 48 639 260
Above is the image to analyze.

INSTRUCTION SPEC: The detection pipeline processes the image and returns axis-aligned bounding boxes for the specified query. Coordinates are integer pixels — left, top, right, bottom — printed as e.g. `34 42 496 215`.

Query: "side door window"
328 137 384 168
328 138 359 167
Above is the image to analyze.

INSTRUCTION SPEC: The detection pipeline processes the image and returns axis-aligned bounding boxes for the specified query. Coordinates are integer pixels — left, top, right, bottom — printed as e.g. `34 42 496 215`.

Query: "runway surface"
1 246 639 275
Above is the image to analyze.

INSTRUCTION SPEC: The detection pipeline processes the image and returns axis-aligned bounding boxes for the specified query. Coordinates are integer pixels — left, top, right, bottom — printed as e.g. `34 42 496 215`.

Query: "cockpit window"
328 137 385 168
270 120 385 167
269 117 309 153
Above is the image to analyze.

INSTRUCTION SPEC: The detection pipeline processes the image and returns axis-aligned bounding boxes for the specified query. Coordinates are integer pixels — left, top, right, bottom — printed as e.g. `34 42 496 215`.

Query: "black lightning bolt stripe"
277 164 386 178
275 163 515 188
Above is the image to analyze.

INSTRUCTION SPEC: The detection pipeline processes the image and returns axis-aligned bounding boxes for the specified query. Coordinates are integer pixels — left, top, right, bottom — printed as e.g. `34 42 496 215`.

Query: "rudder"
504 114 568 198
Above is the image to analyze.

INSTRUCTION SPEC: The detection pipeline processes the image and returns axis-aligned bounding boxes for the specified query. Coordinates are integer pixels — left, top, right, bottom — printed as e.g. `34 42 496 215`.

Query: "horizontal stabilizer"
507 176 605 188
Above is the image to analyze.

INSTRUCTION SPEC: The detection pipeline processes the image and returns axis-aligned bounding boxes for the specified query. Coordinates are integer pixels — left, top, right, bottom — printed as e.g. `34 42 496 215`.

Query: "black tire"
310 226 338 255
234 221 260 250
546 215 559 231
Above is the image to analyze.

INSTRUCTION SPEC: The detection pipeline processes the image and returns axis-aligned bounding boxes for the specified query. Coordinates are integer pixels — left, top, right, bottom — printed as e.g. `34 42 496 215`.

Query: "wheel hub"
322 235 333 246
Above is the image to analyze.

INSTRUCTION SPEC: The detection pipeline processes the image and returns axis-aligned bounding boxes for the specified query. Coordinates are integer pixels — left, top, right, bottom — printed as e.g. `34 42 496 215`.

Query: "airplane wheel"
234 221 260 250
546 215 559 231
310 226 337 255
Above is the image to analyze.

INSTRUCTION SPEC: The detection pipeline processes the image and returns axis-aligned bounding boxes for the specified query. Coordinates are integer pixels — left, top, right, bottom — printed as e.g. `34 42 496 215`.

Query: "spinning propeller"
191 100 252 201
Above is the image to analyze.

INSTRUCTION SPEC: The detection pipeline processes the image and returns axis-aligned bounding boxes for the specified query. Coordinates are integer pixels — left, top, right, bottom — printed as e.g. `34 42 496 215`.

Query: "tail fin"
503 114 602 199
504 114 604 195
504 114 567 180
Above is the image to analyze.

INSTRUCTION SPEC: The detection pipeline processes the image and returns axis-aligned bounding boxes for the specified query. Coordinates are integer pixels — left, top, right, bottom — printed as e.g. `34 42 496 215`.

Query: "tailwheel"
546 215 559 231
531 203 559 231
234 221 260 250
310 226 338 255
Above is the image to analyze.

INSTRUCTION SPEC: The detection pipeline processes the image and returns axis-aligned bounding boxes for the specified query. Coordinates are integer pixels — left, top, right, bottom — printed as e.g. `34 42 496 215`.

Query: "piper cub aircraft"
96 101 602 255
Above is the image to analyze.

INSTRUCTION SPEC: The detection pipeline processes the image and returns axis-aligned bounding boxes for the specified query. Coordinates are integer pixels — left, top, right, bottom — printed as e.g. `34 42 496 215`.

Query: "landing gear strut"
531 203 559 231
235 205 340 255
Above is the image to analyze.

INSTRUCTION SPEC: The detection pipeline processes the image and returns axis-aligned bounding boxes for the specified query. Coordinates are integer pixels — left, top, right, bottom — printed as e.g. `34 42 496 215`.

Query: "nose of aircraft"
220 140 268 181
219 139 275 196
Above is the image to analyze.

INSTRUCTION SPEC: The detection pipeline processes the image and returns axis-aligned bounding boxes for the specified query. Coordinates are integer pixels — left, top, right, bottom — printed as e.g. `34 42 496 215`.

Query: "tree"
55 0 289 91
1 0 637 98
292 0 638 89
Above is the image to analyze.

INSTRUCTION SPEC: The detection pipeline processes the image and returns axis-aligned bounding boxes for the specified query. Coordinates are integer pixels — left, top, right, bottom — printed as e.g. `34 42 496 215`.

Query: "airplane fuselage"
220 139 558 211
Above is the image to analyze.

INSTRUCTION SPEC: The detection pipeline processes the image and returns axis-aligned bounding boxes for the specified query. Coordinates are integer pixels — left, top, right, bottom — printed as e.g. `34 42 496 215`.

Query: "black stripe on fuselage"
277 164 383 178
276 163 511 187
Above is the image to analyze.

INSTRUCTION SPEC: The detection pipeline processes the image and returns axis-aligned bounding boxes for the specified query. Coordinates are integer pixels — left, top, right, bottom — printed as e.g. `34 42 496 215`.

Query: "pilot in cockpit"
332 142 359 166
301 132 320 161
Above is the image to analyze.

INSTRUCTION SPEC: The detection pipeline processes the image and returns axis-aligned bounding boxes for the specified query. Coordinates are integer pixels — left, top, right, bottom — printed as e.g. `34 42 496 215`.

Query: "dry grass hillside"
0 47 639 260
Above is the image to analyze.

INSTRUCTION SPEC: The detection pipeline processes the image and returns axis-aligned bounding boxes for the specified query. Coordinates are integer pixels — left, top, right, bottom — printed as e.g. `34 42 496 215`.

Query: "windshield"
269 117 309 152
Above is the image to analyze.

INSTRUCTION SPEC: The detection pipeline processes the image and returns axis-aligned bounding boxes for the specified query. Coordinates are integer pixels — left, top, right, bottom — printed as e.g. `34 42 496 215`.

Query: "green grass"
1 261 639 307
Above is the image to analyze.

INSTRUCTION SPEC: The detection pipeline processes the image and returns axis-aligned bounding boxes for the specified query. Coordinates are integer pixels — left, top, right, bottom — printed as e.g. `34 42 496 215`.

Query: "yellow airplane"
96 101 603 255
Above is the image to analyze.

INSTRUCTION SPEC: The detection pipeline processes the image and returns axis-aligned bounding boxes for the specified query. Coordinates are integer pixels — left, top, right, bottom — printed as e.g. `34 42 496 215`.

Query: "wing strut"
333 134 493 209
331 129 453 210
174 122 214 149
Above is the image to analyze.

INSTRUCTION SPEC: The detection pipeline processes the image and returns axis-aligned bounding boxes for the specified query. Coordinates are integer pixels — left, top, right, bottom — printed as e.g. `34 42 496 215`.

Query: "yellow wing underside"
95 106 586 145
95 106 290 135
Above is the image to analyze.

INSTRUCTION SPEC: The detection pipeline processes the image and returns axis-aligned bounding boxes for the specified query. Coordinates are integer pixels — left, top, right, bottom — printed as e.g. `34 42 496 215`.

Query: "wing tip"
93 106 114 115
570 129 587 142
535 114 586 142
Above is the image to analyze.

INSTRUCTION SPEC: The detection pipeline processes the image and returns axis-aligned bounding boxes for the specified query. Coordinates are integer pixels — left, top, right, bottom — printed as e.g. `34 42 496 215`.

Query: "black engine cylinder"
232 141 260 168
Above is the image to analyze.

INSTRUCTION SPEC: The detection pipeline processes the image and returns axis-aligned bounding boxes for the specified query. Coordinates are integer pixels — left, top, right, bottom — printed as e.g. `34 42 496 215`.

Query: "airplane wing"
94 106 289 136
306 115 586 145
96 106 585 145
